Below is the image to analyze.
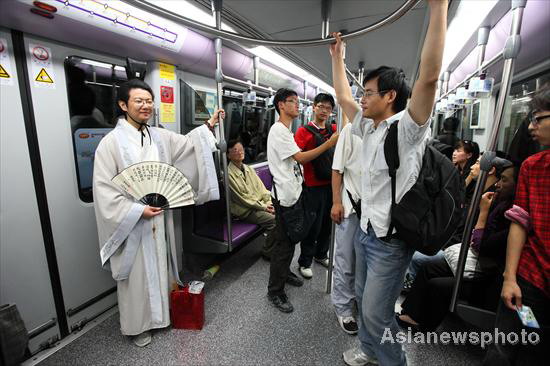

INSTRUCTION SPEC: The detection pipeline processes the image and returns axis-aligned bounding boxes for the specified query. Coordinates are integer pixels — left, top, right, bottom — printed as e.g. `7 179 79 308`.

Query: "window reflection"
65 56 127 202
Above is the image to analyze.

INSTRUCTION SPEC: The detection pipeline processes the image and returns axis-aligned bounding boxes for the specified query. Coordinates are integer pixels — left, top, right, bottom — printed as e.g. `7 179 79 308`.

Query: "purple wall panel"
449 0 550 90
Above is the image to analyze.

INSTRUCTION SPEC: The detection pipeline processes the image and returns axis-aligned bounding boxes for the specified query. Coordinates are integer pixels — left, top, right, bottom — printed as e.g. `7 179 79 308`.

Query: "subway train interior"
0 0 549 365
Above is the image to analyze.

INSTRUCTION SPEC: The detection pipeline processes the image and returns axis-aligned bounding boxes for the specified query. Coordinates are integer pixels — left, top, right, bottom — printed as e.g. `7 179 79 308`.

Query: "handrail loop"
123 0 421 47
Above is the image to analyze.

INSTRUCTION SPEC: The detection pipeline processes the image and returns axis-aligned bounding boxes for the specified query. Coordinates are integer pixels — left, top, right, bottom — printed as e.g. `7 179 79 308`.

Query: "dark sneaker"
286 272 304 287
268 294 294 313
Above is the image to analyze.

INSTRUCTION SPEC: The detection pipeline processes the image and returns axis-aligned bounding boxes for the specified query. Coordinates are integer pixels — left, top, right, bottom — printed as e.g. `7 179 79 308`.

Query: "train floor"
37 236 485 366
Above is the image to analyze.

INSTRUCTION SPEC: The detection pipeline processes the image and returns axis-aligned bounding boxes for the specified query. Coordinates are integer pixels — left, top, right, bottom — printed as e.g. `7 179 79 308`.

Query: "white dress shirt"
350 106 431 238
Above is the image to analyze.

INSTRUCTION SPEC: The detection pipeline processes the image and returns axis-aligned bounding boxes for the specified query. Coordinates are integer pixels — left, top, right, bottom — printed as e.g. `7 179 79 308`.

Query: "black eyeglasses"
529 111 550 126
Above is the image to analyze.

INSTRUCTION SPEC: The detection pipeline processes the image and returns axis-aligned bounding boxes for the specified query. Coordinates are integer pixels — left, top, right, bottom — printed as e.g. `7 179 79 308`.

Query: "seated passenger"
483 84 550 366
452 139 480 183
403 155 510 289
436 116 460 147
227 139 276 260
397 162 516 331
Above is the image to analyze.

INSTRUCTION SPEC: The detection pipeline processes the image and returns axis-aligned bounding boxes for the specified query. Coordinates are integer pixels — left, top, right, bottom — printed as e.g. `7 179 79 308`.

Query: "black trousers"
298 185 332 268
400 257 455 330
267 203 296 297
482 276 548 366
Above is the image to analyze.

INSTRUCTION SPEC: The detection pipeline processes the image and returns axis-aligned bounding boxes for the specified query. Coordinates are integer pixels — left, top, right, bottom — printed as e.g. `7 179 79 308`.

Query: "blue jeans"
354 225 414 366
406 250 445 280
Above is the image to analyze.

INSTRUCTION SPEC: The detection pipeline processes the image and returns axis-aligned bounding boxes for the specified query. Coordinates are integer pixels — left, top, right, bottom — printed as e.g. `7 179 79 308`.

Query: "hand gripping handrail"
123 0 421 47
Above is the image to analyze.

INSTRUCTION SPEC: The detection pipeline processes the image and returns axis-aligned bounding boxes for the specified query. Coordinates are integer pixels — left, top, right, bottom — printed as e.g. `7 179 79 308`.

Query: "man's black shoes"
286 272 304 287
268 294 294 313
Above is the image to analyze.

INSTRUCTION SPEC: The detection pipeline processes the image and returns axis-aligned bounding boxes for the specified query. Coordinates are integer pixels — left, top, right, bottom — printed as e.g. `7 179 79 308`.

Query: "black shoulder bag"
384 121 464 255
272 167 317 244
303 125 335 181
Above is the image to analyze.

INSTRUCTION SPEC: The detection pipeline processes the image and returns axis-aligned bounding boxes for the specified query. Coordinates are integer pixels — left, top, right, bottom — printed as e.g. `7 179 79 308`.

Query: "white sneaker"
343 347 378 366
133 331 151 347
337 314 359 335
314 257 330 268
299 266 313 279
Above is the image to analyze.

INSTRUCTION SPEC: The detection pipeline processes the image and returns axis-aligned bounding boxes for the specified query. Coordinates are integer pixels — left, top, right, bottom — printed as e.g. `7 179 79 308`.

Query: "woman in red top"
484 84 550 365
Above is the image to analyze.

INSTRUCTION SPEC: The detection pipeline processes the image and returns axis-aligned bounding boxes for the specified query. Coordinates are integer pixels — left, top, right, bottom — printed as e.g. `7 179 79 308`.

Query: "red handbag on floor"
170 284 204 330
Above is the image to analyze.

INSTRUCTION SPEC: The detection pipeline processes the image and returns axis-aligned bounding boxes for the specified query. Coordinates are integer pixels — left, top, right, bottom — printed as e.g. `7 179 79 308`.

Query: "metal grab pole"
326 104 344 294
125 0 421 47
449 0 526 313
212 0 233 252
322 0 335 294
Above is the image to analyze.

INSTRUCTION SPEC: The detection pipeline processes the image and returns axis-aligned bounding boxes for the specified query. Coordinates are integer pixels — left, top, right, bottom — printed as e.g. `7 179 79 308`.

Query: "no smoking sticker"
32 46 49 61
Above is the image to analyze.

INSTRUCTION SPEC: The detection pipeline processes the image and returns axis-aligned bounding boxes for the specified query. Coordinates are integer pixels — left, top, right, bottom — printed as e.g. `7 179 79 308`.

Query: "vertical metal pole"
358 61 365 86
212 0 233 251
477 26 490 75
450 0 526 313
442 71 451 95
253 56 260 86
321 0 331 39
322 3 335 293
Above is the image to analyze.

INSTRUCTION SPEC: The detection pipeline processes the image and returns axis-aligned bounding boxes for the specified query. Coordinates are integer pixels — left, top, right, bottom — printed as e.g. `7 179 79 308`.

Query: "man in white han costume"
93 79 223 347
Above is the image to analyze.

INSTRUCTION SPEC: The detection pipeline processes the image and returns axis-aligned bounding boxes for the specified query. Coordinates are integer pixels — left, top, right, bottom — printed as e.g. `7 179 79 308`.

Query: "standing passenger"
267 88 338 313
330 122 362 335
483 85 550 366
330 0 448 364
93 79 222 347
294 93 337 278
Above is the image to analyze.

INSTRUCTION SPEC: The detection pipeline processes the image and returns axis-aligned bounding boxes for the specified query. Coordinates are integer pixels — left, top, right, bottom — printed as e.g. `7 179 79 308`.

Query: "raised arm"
408 0 448 125
330 32 360 123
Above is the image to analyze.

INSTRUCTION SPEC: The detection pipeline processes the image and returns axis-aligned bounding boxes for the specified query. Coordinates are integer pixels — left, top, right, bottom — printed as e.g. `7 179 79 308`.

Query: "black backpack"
384 121 464 255
304 125 334 181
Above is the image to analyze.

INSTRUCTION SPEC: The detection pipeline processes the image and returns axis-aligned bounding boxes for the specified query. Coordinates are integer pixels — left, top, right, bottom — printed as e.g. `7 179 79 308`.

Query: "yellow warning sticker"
159 63 175 81
35 68 54 83
0 64 9 78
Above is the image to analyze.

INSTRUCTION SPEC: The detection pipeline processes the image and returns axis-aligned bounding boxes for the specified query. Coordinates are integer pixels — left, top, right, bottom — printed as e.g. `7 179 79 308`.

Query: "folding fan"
112 161 195 209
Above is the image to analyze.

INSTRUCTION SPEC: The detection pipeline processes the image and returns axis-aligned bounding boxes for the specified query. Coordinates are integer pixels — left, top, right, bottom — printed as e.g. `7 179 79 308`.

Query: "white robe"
93 119 218 335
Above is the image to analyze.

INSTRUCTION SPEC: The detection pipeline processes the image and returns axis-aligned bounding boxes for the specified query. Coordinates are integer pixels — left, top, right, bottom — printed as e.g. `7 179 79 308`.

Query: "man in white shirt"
330 1 448 364
267 88 338 313
331 123 362 335
93 79 221 347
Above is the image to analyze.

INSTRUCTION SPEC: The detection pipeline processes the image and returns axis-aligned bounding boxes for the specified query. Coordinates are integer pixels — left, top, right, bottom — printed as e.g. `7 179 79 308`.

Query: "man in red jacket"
294 93 337 278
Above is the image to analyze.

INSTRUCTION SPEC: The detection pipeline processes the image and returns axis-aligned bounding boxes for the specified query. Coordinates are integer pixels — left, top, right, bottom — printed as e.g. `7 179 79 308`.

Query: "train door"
21 34 120 333
0 29 61 353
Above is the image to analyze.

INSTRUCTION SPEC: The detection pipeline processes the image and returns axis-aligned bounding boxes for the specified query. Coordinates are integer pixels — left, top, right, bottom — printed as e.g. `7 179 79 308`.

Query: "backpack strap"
384 121 400 237
346 189 361 218
304 124 332 146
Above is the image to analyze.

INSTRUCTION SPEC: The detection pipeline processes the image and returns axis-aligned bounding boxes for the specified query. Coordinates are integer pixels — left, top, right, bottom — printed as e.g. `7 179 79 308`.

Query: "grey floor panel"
39 237 484 365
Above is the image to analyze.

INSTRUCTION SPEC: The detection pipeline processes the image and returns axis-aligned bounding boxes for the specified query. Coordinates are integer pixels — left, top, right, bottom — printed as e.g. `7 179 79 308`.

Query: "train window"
65 56 128 202
180 80 213 134
222 91 274 164
497 71 550 154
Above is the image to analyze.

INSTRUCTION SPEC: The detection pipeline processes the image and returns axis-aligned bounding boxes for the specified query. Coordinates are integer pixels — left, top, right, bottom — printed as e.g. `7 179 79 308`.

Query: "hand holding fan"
112 162 195 209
